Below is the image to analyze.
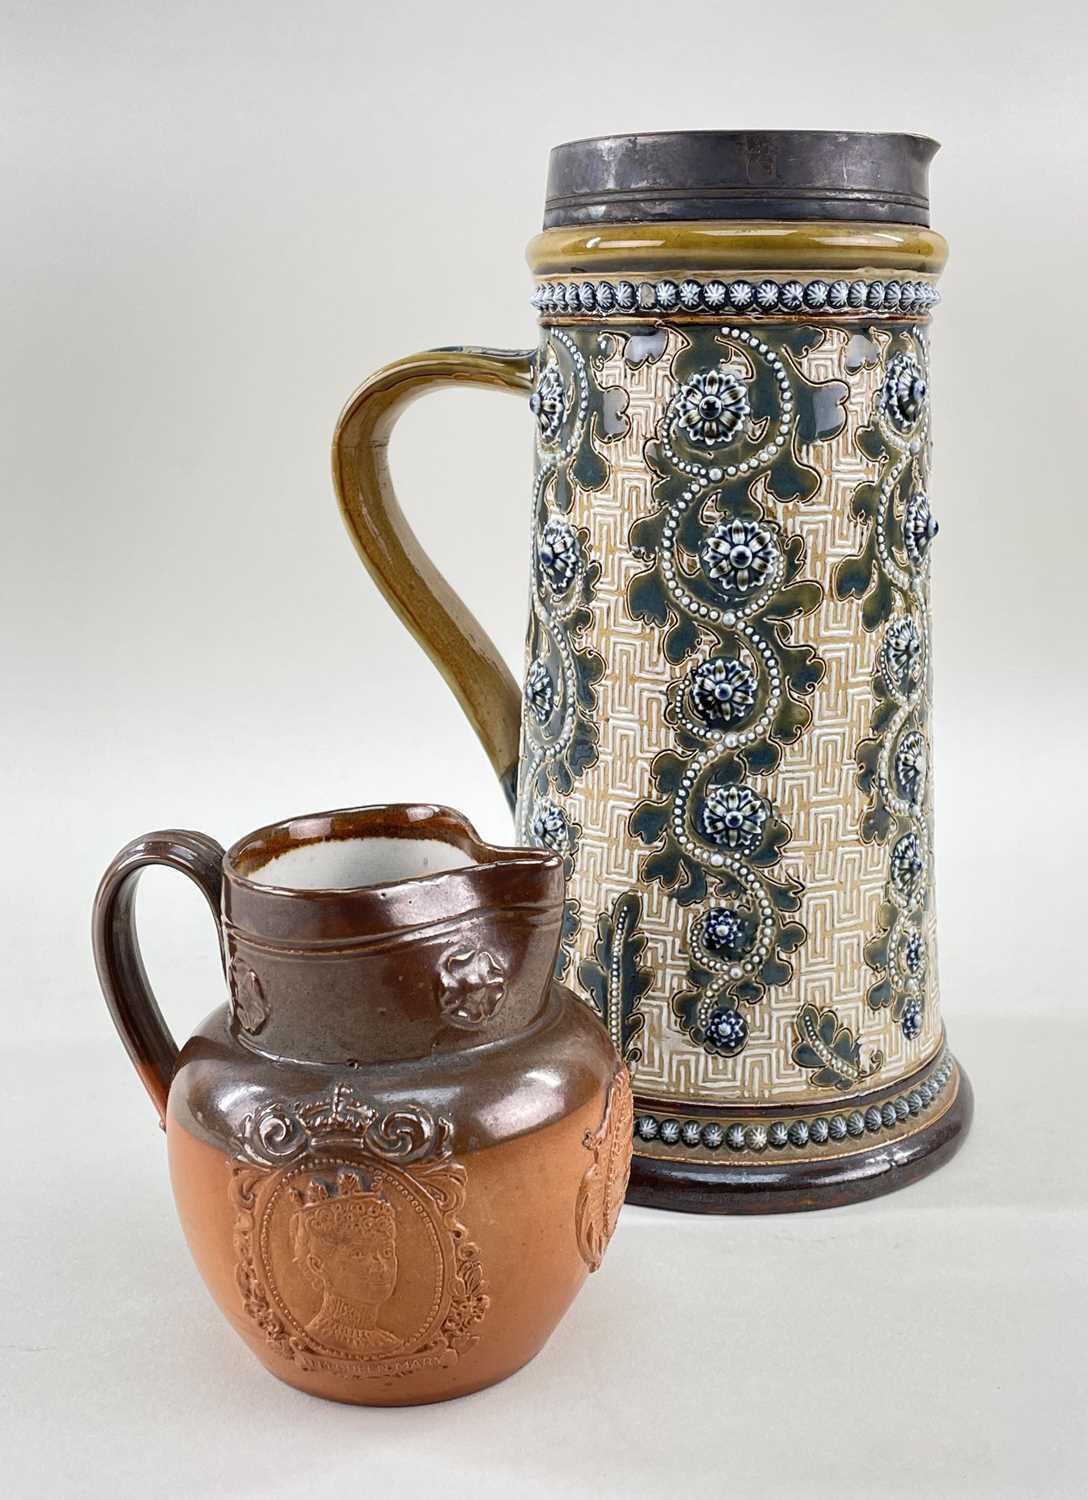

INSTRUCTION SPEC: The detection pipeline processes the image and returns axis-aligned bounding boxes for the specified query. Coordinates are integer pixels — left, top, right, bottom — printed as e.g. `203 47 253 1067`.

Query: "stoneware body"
93 805 631 1405
333 131 972 1213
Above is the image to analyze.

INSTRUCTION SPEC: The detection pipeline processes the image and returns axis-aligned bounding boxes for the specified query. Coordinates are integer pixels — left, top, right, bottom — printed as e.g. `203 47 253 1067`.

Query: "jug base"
626 1056 972 1215
255 1339 554 1408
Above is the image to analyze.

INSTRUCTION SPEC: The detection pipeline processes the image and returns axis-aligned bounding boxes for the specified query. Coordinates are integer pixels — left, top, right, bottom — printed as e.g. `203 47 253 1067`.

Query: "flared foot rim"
627 1062 973 1215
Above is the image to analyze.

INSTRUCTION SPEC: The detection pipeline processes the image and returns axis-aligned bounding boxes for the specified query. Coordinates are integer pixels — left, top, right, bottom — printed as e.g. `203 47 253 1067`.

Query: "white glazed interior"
246 836 476 890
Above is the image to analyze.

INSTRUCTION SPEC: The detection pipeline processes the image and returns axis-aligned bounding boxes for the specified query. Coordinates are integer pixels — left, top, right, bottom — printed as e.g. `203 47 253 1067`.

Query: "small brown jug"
92 803 631 1405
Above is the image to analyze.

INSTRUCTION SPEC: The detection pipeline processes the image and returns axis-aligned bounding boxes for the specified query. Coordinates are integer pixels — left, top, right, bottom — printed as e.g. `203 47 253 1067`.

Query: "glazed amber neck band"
527 220 948 278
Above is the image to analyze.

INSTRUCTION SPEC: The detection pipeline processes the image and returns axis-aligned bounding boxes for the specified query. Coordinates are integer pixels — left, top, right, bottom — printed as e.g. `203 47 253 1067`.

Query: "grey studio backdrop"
4 3 1086 1497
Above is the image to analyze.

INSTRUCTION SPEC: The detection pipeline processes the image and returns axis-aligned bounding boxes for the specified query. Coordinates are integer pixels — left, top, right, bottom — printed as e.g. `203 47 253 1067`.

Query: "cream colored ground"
531 322 941 1107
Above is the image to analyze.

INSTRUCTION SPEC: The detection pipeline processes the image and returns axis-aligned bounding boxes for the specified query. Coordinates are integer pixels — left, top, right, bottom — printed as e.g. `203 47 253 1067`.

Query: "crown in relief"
290 1169 396 1248
295 1084 378 1137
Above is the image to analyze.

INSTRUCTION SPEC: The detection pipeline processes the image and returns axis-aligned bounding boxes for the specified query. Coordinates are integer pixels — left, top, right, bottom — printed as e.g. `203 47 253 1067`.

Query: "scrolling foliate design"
520 327 626 977
791 1004 883 1091
833 329 936 1045
627 324 848 1059
578 890 652 1067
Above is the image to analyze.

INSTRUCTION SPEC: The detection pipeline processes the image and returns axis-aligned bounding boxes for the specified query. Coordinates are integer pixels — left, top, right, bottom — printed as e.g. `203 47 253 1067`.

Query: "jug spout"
221 805 565 1065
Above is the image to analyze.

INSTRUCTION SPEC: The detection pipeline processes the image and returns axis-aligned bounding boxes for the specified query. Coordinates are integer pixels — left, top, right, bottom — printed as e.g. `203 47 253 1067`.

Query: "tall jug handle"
92 830 226 1128
332 347 535 812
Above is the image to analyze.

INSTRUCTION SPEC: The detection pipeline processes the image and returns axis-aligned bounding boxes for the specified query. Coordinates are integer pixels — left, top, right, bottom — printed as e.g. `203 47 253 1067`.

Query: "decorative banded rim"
532 276 939 318
634 1052 955 1155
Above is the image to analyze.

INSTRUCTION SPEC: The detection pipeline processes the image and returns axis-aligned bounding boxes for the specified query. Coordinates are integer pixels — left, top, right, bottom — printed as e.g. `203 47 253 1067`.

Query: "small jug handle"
332 347 534 811
92 830 226 1128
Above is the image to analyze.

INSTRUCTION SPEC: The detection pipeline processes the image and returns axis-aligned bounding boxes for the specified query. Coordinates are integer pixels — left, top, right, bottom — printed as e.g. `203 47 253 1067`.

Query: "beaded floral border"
532 277 940 318
633 1051 955 1154
833 330 937 1049
519 326 623 978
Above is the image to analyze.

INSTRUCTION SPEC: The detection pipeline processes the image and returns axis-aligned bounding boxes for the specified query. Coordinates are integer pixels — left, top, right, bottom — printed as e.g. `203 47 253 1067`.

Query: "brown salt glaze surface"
94 803 630 1405
172 986 612 1159
221 804 565 1064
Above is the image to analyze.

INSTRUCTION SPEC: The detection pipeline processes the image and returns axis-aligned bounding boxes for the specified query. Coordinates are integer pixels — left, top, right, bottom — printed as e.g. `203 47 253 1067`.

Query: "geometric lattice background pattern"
516 307 942 1114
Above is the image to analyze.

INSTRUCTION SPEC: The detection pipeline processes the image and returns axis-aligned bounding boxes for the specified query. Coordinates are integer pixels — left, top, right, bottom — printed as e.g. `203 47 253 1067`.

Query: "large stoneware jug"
333 131 972 1213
